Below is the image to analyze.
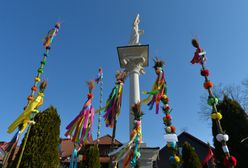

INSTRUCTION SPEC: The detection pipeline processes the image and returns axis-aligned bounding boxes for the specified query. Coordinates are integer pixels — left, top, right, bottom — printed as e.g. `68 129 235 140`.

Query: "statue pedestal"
139 147 160 168
117 45 149 69
117 145 160 168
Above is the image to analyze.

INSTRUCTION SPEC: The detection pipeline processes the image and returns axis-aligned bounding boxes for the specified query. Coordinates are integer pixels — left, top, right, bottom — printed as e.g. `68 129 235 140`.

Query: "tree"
212 96 248 168
11 106 61 168
88 144 100 168
78 145 89 168
78 144 100 168
182 142 202 168
200 81 248 120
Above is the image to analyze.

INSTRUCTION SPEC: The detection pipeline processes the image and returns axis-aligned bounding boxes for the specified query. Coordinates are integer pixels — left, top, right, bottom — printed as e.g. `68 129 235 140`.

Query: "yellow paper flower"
174 155 180 163
211 112 222 120
35 77 41 82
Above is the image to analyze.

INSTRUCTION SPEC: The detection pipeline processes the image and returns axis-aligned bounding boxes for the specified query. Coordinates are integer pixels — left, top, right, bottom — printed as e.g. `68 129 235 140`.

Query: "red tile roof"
60 134 122 158
92 134 122 145
99 156 111 163
0 146 20 161
60 136 93 157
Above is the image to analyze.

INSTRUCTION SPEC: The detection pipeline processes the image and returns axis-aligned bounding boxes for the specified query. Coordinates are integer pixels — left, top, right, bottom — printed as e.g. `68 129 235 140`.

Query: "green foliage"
134 161 140 168
78 145 89 168
213 96 248 168
11 106 60 168
88 144 100 168
182 142 202 168
78 144 100 168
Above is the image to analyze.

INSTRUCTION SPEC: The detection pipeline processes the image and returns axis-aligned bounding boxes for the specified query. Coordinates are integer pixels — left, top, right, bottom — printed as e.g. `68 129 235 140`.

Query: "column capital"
124 58 145 75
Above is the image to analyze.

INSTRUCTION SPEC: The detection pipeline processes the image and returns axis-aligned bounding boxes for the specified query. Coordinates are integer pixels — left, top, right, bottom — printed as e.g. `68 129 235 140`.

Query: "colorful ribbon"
101 71 127 128
69 147 78 168
65 81 95 144
109 102 143 168
144 58 180 167
43 23 60 48
123 120 142 168
143 58 166 114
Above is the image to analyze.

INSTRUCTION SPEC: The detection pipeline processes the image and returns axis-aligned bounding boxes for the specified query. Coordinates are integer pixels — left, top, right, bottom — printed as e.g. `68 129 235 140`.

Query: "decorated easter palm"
108 102 143 168
8 81 47 134
102 70 127 128
3 23 60 168
65 80 95 144
191 38 237 168
65 69 103 168
143 58 167 114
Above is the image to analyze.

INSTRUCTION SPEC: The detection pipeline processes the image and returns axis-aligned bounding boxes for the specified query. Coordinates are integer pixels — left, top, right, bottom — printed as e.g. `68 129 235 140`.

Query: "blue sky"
1 0 248 148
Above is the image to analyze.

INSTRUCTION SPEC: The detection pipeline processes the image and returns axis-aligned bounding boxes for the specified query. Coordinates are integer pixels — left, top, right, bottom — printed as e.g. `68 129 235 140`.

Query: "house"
1 135 122 168
0 141 20 168
157 131 214 168
60 135 160 168
1 131 212 168
59 134 122 168
92 135 123 167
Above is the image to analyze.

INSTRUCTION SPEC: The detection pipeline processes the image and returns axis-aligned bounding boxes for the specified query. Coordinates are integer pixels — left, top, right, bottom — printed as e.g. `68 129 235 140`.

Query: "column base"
117 146 160 168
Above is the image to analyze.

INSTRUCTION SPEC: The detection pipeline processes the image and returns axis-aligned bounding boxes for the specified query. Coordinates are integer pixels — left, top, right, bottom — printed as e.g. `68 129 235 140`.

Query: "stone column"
127 62 144 135
117 45 148 136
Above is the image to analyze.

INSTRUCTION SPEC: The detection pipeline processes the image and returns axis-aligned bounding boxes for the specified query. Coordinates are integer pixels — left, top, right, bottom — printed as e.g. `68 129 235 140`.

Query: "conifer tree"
182 142 202 168
11 106 60 168
78 145 89 168
213 96 248 168
88 144 100 168
78 144 101 168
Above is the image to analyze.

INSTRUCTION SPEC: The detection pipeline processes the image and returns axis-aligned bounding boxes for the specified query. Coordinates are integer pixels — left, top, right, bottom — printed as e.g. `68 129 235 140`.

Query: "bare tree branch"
199 80 248 120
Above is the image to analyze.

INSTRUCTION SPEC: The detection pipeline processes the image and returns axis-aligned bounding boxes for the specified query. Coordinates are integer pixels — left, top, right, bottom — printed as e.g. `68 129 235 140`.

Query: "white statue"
129 14 144 45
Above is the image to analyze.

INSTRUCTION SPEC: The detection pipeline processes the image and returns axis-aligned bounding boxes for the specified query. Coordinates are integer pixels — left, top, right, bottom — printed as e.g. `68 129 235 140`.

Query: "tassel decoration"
65 81 95 144
143 57 166 114
147 57 180 167
191 39 207 64
69 147 78 168
108 102 143 168
102 70 127 128
43 22 60 48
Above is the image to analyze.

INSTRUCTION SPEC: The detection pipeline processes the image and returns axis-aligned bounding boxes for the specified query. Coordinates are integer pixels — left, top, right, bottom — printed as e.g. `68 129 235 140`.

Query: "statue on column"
129 14 144 45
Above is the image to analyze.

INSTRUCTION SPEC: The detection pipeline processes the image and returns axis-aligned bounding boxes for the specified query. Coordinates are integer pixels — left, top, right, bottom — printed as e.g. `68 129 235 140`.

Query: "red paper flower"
31 86 38 91
204 81 213 89
223 156 237 167
201 69 209 76
170 126 176 133
166 114 172 120
27 96 34 101
87 93 93 99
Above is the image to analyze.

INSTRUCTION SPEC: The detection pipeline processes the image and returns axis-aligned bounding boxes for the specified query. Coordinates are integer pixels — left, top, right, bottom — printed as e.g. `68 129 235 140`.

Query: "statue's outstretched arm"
139 29 144 35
